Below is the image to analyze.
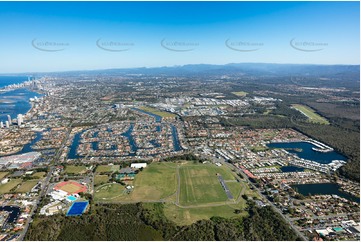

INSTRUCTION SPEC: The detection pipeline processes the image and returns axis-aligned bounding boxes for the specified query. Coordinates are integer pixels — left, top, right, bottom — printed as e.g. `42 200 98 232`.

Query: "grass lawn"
0 172 8 180
0 179 22 194
232 91 248 97
250 145 269 152
179 165 228 206
96 165 119 173
95 162 238 204
94 175 109 186
139 106 176 118
92 161 258 225
94 183 125 201
94 162 177 202
292 104 329 125
65 165 87 174
164 202 248 225
16 180 39 193
92 161 257 222
31 172 46 178
214 165 238 181
130 162 177 201
164 179 257 225
226 182 242 199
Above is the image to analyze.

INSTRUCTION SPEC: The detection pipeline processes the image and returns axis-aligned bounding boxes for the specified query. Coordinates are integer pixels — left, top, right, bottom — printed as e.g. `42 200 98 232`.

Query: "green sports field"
164 180 258 225
292 104 329 124
179 164 236 206
94 162 240 204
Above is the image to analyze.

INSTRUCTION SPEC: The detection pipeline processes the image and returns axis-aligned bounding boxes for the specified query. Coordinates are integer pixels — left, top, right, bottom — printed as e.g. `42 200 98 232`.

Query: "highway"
18 165 54 241
222 161 308 241
19 125 72 240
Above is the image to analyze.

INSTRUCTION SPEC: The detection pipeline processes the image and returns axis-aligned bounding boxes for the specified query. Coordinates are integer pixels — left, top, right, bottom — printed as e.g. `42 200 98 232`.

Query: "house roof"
119 167 135 174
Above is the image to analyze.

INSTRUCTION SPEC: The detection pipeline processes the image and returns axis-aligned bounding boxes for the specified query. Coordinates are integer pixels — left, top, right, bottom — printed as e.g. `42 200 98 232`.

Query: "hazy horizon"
0 61 360 75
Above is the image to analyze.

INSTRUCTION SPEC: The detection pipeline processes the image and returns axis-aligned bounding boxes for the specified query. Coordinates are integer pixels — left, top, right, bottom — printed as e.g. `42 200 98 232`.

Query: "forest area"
25 202 300 241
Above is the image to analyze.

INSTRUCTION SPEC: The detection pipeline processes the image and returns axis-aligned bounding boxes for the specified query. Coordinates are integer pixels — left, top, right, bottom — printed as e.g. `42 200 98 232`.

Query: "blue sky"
0 1 359 73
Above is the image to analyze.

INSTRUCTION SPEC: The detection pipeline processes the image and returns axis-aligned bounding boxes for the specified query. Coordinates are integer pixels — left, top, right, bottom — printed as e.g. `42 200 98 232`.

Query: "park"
93 161 257 224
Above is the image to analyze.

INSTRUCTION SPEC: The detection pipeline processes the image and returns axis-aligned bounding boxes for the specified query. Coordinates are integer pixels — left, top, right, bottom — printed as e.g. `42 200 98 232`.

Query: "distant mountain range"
6 63 360 79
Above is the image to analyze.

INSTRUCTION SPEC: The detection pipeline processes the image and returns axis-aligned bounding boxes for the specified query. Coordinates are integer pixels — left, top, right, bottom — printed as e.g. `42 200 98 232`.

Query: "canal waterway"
0 206 21 224
291 183 359 203
280 166 305 172
68 109 182 158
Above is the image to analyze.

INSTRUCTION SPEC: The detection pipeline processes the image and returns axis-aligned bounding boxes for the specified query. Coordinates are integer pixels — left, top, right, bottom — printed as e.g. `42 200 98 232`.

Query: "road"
18 166 54 241
222 161 308 241
290 212 360 222
19 125 72 240
217 174 234 199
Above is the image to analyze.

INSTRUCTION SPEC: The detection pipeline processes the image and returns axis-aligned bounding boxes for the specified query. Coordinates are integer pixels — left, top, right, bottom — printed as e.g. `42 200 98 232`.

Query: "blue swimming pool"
67 195 77 201
66 201 89 216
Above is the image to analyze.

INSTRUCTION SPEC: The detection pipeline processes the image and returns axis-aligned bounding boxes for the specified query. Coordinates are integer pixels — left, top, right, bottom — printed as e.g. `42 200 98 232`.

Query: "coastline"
0 75 33 90
0 77 43 122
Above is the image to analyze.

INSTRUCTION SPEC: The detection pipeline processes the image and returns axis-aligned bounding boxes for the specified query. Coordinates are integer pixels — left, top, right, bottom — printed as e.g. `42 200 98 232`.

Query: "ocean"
0 76 28 88
0 76 41 123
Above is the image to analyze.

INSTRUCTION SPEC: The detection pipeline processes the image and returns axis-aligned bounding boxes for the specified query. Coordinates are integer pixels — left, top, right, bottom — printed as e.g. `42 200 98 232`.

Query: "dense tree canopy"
25 203 300 241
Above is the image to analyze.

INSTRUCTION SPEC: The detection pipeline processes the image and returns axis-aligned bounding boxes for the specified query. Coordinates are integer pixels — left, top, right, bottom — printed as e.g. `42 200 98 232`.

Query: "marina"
267 141 347 164
0 206 21 224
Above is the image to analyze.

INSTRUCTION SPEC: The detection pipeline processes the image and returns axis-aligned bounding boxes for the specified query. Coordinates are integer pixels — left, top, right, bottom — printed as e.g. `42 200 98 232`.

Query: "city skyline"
0 1 359 73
